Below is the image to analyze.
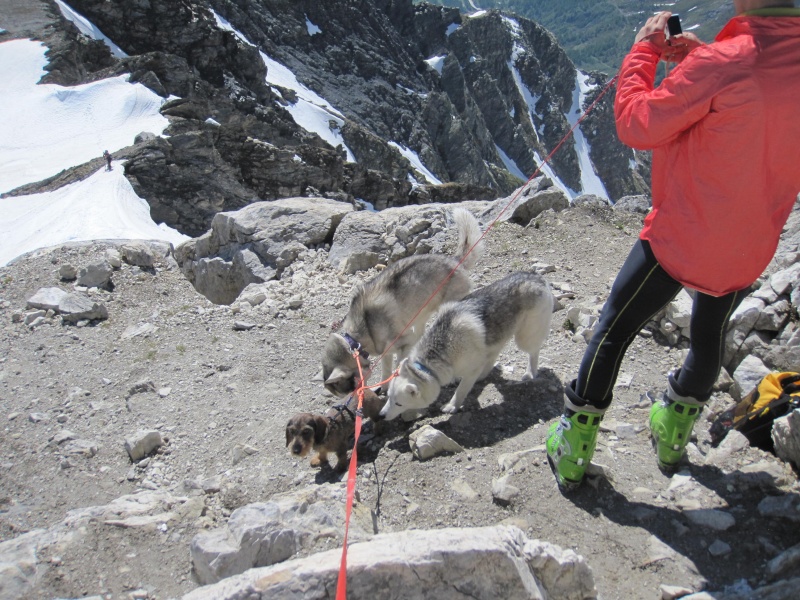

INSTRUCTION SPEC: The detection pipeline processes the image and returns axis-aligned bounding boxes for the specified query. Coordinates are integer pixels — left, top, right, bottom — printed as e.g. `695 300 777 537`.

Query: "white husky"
380 271 553 420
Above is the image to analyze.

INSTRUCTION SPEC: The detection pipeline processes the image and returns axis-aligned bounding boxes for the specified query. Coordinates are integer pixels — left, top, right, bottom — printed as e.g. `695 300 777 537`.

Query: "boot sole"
650 434 683 473
546 454 581 493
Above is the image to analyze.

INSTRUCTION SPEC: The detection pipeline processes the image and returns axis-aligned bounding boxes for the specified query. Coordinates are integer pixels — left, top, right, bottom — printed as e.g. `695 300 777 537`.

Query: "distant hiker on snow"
103 150 112 171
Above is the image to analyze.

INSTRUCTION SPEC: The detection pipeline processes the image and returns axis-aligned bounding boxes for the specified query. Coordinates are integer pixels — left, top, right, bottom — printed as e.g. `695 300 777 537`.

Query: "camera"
667 15 682 37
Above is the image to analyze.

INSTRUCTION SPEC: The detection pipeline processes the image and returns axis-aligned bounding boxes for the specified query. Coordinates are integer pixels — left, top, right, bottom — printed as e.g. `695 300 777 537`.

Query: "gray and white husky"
379 271 553 420
321 208 484 397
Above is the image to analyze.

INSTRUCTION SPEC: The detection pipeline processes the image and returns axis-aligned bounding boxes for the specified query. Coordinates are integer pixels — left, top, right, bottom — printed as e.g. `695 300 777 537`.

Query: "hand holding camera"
635 12 703 64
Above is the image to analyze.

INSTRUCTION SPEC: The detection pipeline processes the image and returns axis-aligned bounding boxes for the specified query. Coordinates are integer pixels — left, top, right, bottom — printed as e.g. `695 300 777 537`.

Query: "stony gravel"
1 205 798 599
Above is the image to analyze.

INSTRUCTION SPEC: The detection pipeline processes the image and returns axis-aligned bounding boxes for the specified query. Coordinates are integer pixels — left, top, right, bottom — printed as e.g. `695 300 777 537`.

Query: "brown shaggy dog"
285 388 385 472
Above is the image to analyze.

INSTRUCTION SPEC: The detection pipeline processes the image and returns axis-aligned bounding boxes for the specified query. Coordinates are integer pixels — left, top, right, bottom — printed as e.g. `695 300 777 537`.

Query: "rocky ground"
1 204 799 599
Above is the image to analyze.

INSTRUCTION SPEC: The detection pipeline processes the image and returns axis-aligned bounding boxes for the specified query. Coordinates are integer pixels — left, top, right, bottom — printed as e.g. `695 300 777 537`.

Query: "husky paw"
441 402 460 414
521 370 538 382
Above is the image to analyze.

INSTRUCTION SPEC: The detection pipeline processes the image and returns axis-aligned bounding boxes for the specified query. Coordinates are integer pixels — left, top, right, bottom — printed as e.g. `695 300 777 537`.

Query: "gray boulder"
59 264 77 281
767 543 800 583
25 289 110 323
329 204 480 272
572 194 610 208
731 355 771 402
58 293 109 323
27 287 68 311
124 430 164 462
120 241 158 268
0 491 202 600
184 526 596 600
612 195 651 214
176 198 351 304
190 484 376 585
328 210 390 272
77 260 114 289
481 177 569 225
409 424 464 461
773 410 800 468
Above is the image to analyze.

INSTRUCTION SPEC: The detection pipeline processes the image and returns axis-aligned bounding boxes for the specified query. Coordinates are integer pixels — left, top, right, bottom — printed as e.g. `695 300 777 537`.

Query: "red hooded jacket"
615 11 800 296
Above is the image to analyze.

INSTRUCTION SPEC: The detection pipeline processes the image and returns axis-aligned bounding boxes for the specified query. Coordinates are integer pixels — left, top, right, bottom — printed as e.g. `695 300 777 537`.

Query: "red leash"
335 353 372 599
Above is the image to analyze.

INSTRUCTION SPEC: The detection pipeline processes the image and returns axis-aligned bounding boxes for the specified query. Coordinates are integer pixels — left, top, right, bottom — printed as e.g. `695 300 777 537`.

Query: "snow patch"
565 73 609 199
389 142 442 185
425 55 446 75
0 39 168 194
305 15 321 36
1 166 189 267
55 0 127 58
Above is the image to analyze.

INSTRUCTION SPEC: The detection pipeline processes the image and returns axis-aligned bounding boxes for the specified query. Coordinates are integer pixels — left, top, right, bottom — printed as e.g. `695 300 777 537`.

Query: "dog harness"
330 394 358 422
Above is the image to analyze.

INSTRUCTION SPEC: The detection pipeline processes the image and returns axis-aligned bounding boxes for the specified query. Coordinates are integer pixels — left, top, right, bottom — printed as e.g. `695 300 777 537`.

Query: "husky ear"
324 332 349 355
398 358 410 375
404 382 419 396
350 281 365 301
325 366 352 385
312 369 324 382
285 422 292 447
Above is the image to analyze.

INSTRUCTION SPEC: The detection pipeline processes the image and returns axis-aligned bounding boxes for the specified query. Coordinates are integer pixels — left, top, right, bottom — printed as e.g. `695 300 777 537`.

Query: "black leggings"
575 239 749 410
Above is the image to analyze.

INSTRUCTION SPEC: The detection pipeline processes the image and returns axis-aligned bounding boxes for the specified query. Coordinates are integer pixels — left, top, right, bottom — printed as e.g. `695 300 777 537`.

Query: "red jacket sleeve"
614 42 720 150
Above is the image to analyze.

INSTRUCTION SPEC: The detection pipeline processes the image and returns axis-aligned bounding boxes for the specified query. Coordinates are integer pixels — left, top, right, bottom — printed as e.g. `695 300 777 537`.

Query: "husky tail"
452 208 484 271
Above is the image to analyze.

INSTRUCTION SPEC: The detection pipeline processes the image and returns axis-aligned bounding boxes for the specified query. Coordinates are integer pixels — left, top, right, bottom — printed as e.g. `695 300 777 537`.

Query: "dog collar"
343 333 369 359
412 360 440 384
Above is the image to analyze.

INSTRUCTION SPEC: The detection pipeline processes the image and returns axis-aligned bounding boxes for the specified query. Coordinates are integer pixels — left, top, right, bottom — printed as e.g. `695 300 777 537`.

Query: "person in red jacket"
547 0 800 491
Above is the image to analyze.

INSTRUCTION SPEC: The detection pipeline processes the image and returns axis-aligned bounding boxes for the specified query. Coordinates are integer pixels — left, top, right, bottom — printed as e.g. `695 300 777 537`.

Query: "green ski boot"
649 380 704 470
546 390 604 491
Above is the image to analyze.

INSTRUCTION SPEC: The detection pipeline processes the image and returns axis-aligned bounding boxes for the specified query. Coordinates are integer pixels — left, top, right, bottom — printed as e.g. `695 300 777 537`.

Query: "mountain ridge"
4 0 648 240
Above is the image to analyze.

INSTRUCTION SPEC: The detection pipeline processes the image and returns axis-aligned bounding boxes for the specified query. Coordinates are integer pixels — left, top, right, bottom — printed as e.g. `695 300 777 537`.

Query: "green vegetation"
416 1 733 76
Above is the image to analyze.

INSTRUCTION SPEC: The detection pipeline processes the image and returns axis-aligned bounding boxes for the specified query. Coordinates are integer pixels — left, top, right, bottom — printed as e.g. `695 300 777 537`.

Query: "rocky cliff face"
33 0 646 236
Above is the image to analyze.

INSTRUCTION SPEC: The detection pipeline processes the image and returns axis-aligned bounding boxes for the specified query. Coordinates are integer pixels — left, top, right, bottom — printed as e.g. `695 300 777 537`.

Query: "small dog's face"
380 359 439 420
321 333 370 397
285 413 328 457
